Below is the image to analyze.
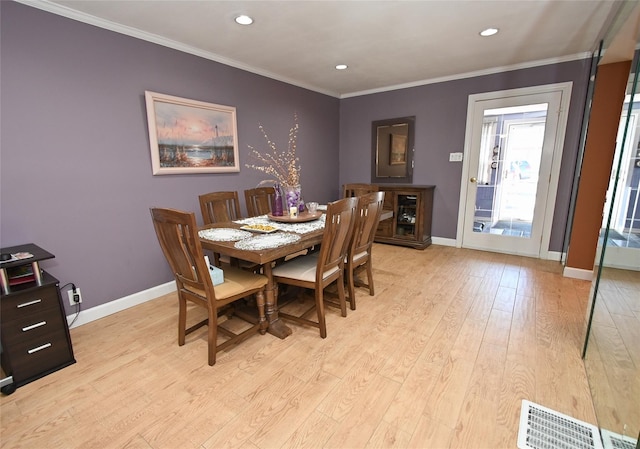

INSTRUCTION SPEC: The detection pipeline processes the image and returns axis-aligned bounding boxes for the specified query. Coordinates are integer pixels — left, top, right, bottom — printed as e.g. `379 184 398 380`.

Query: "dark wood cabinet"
374 185 435 249
1 244 75 394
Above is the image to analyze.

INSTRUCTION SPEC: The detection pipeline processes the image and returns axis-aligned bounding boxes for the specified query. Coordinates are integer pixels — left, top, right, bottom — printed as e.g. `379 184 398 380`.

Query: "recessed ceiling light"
335 64 348 70
480 28 499 37
235 15 253 25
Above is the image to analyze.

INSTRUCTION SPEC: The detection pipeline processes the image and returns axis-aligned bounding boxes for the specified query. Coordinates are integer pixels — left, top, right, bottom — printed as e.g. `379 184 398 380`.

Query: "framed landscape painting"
389 133 407 165
145 91 240 175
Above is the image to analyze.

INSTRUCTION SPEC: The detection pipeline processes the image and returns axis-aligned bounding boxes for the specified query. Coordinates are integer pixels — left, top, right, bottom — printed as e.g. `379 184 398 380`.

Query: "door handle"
470 177 477 183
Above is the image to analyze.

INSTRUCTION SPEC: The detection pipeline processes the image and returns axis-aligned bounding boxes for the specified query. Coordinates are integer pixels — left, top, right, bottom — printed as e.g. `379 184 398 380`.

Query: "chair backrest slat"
150 207 215 300
351 191 385 256
244 187 275 216
199 191 242 224
343 183 379 198
317 197 358 281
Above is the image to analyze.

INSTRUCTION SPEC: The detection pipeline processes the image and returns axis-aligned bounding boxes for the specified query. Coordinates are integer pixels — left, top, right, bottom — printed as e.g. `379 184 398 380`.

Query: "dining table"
198 210 325 339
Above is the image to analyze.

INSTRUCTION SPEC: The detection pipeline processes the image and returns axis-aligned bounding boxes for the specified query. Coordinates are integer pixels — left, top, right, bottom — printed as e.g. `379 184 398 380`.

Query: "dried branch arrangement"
246 113 301 186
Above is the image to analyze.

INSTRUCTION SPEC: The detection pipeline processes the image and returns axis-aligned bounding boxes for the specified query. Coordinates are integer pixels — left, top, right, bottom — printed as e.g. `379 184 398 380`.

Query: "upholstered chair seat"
271 197 358 338
150 207 268 366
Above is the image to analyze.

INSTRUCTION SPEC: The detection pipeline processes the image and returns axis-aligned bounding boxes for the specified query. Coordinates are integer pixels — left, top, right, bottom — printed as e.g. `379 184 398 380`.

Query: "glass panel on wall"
583 54 640 444
473 104 547 238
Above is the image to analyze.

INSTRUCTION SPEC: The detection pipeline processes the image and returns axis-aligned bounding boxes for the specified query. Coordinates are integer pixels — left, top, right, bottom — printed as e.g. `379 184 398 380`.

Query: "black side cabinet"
1 244 75 394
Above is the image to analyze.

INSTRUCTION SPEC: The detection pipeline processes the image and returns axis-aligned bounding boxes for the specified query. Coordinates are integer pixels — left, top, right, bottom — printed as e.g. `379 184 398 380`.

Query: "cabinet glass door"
396 194 417 238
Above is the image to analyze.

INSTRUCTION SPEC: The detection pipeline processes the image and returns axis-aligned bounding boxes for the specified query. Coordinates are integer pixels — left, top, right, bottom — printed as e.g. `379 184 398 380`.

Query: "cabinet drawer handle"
28 343 52 354
17 299 42 308
22 321 47 332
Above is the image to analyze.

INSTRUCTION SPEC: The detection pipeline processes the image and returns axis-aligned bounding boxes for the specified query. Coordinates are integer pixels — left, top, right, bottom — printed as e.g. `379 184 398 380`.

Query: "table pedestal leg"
255 290 267 335
262 264 292 339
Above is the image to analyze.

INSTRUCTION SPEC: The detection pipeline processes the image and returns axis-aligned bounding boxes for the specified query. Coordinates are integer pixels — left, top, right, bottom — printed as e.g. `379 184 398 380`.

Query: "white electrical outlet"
67 288 82 306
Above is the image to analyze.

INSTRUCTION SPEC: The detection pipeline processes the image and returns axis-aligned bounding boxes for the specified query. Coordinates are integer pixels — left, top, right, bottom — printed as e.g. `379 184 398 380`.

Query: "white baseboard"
563 266 594 280
67 281 176 329
441 237 566 262
63 246 576 328
595 245 640 271
432 237 456 247
546 250 564 262
66 240 455 328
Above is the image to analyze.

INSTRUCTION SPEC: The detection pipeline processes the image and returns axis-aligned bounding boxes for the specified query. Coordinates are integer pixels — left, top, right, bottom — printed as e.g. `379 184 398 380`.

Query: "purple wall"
339 62 591 249
2 2 592 315
0 2 339 313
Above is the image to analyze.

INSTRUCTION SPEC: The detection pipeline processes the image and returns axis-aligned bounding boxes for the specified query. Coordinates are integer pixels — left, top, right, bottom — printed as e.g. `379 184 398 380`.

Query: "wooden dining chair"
342 183 379 198
346 191 385 310
244 186 308 264
244 187 275 217
150 207 268 366
198 191 257 269
271 197 358 338
199 191 243 224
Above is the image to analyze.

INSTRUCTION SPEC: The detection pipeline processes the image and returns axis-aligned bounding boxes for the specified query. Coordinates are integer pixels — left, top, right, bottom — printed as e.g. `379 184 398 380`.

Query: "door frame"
456 82 573 259
609 111 637 233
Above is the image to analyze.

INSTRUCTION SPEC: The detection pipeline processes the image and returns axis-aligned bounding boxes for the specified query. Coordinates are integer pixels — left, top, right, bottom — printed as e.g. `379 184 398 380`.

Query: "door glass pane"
601 94 640 253
472 103 548 239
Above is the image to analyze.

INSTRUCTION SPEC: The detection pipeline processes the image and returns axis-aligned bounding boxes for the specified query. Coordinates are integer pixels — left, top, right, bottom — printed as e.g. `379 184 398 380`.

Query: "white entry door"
457 84 572 258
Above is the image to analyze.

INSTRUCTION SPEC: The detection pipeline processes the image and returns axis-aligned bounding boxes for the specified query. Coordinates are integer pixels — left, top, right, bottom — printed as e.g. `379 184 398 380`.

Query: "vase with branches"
246 114 303 212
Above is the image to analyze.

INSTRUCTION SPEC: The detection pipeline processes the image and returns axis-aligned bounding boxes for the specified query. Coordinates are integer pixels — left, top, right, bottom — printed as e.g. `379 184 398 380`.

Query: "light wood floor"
583 266 640 439
0 244 598 449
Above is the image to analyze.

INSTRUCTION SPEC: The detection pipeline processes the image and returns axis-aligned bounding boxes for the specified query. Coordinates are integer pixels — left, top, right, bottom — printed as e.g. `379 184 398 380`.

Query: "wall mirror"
371 116 414 184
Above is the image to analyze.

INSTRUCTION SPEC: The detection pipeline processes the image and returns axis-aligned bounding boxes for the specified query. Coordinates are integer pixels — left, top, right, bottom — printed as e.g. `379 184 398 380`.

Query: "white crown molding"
341 52 593 99
17 0 597 100
16 0 341 98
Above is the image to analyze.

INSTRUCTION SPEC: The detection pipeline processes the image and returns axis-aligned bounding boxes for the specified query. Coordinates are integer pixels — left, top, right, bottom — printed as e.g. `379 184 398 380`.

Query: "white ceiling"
22 0 633 98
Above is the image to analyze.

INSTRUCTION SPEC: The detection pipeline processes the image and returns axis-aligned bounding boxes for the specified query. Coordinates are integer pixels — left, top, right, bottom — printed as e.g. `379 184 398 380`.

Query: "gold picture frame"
144 91 240 175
